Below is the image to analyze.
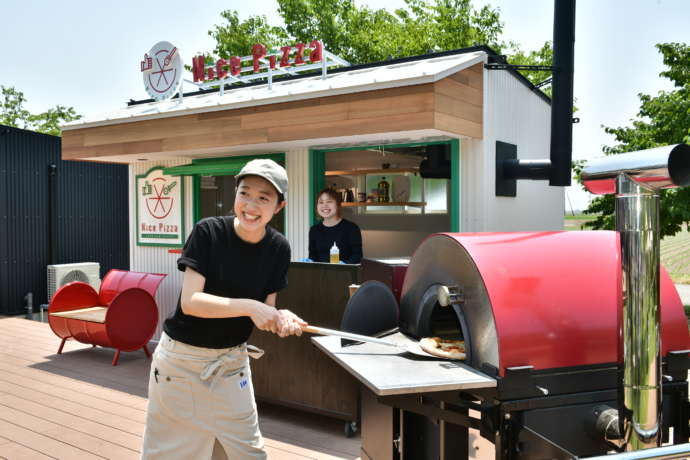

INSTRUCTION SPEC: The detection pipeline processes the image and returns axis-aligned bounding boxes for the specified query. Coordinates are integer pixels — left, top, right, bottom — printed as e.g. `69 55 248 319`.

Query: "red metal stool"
48 269 166 365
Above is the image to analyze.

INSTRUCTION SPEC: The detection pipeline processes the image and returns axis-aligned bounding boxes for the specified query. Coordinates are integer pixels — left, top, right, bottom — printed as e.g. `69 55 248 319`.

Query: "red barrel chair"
48 269 166 366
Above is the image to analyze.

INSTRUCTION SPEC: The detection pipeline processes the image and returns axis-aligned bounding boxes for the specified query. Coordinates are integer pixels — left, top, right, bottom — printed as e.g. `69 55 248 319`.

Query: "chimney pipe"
582 144 690 451
549 0 576 186
495 0 576 193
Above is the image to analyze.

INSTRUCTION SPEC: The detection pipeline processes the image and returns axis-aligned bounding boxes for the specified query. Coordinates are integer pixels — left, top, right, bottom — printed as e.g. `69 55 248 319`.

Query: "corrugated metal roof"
63 51 486 131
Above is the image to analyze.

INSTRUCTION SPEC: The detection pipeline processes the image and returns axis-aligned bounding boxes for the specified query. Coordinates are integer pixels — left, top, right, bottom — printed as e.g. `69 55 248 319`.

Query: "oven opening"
419 284 472 362
429 304 462 337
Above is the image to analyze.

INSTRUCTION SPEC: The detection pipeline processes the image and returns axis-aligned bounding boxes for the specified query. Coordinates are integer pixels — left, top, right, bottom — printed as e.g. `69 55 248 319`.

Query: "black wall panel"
0 125 129 315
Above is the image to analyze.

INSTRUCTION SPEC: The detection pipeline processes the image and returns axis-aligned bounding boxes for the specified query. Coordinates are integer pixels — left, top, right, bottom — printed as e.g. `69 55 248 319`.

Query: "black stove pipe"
48 163 57 265
549 0 576 186
501 0 575 187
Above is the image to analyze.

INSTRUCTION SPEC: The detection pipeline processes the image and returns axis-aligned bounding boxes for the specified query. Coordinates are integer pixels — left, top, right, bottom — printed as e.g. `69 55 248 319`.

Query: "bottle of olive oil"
329 243 340 264
377 177 390 203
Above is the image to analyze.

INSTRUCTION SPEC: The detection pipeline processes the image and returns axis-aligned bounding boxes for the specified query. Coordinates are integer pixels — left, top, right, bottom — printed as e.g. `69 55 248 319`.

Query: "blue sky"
2 0 687 210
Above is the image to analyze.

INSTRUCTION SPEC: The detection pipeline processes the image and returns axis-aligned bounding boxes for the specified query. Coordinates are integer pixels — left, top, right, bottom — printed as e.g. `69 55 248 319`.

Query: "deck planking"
0 316 360 460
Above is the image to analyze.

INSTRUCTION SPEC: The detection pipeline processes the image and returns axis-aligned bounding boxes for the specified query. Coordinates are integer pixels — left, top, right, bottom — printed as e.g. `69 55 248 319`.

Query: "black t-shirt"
308 219 363 264
164 216 291 348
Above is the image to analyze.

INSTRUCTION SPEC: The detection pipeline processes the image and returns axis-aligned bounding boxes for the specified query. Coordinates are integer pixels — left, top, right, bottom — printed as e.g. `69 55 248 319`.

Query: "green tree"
579 43 690 237
205 0 551 86
0 86 81 136
210 10 288 60
0 86 32 129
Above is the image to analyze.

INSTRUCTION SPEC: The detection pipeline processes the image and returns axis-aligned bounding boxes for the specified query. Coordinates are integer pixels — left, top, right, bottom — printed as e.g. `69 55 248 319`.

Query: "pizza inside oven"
419 337 466 360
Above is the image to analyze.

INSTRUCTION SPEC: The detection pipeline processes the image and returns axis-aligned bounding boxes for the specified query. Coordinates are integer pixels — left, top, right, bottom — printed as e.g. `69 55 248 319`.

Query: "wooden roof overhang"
61 63 483 164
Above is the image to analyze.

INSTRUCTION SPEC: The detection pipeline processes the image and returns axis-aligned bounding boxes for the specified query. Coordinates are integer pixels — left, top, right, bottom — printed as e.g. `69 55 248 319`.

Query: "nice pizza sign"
192 40 324 82
189 40 349 91
140 39 348 99
136 167 185 246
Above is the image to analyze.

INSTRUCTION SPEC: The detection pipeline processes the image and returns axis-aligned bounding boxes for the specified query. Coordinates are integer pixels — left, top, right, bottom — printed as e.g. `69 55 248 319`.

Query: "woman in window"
308 188 363 264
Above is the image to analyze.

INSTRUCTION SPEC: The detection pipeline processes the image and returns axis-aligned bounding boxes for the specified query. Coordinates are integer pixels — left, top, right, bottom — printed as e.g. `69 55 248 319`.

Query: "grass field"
564 215 690 285
661 229 690 284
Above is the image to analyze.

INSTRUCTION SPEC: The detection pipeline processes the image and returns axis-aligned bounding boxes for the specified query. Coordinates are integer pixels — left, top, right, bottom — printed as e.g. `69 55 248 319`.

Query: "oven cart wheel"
344 421 358 438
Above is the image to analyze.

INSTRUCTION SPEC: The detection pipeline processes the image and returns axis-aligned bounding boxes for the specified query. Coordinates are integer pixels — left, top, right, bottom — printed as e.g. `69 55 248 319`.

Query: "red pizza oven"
399 231 689 376
350 231 690 459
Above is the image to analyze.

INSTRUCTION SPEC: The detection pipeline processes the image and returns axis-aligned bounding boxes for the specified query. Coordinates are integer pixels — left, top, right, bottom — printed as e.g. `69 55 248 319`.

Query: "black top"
164 216 291 348
308 219 363 264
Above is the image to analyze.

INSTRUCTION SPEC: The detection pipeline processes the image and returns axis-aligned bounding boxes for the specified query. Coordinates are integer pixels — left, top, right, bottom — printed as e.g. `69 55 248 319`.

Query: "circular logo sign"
145 176 176 219
141 41 182 101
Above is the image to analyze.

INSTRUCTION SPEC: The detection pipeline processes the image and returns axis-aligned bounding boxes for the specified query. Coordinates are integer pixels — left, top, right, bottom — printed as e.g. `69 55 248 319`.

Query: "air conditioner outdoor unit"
47 262 101 302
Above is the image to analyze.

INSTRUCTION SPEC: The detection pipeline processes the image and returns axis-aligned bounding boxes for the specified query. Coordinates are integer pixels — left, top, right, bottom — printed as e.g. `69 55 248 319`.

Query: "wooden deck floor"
0 316 361 460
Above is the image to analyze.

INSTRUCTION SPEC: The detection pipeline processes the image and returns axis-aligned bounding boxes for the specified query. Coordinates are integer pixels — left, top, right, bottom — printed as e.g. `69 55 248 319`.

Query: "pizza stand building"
59 40 562 424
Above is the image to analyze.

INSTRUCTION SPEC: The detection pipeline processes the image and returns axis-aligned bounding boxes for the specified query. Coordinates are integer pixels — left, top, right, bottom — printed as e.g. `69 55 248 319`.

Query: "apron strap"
199 345 265 388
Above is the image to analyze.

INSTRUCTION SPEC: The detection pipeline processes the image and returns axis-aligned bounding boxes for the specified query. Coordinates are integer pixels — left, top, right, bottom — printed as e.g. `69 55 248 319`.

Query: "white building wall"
129 159 194 341
285 148 310 261
482 68 564 231
460 137 487 232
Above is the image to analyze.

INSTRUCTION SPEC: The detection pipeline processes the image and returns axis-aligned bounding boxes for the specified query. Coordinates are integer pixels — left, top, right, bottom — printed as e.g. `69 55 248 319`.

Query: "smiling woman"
142 159 307 460
308 187 363 264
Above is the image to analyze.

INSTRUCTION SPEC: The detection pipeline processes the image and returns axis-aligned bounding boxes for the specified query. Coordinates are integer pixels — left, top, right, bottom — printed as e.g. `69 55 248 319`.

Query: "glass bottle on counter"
329 242 340 264
377 177 390 203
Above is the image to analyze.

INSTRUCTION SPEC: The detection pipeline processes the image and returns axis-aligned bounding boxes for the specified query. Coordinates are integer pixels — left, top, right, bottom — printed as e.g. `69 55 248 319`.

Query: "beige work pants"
141 332 266 460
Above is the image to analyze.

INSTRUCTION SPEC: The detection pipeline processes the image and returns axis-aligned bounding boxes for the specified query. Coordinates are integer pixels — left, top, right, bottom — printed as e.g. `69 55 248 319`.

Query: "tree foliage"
578 43 690 238
206 0 551 86
0 86 81 137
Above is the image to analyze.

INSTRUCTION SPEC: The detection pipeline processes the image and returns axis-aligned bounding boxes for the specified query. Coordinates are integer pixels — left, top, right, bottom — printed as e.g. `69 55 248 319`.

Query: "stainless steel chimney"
582 143 690 450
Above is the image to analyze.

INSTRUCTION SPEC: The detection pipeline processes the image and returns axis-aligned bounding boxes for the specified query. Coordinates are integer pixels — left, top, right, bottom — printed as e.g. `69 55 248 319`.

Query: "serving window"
313 141 458 258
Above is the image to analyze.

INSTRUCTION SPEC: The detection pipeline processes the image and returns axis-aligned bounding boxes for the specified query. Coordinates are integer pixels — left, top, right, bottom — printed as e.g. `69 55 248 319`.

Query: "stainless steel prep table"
311 332 496 396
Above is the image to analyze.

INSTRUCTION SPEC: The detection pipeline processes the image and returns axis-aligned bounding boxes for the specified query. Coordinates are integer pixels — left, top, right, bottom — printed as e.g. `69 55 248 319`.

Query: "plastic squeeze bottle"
329 242 340 264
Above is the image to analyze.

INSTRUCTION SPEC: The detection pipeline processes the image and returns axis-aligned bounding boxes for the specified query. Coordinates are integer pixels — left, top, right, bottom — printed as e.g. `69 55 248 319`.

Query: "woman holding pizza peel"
141 159 306 460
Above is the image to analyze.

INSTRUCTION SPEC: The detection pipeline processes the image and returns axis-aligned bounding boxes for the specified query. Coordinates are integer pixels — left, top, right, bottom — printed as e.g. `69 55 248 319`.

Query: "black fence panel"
0 125 129 315
55 158 129 278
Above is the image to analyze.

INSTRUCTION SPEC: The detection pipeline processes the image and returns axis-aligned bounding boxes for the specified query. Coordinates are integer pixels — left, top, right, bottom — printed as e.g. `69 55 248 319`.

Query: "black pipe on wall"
549 0 576 186
496 0 576 192
48 163 57 265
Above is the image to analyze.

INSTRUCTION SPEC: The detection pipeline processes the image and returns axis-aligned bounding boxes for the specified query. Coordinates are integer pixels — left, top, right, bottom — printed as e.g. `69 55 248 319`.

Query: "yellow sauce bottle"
329 243 340 264
377 176 390 203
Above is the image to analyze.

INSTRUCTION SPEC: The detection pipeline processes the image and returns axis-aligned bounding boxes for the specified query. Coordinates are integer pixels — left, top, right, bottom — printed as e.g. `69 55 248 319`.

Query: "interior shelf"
325 168 418 176
341 202 426 208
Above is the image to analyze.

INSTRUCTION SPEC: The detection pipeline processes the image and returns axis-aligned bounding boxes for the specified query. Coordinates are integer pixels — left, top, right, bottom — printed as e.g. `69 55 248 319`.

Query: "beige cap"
236 159 288 196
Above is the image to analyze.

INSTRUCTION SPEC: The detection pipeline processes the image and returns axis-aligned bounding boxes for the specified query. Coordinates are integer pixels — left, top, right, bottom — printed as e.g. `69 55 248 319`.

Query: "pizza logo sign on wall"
141 41 182 101
136 167 184 246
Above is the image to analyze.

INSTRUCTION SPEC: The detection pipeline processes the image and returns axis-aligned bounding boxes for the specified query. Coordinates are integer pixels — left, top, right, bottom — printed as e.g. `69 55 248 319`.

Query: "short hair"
315 187 342 218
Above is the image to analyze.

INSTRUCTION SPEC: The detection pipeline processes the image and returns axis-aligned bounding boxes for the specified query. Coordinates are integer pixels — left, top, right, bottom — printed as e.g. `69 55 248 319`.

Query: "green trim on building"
450 139 460 232
308 149 326 226
319 140 452 154
162 153 285 177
